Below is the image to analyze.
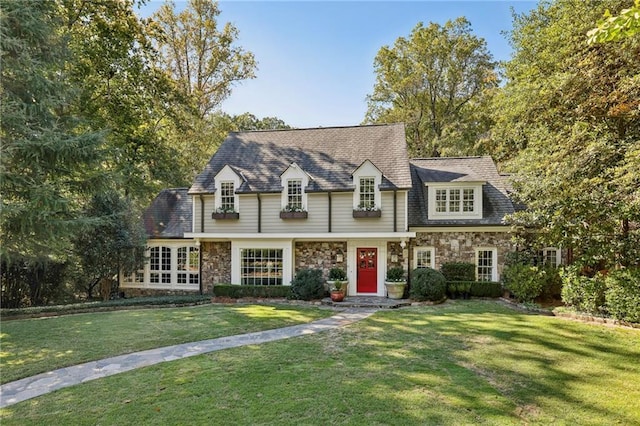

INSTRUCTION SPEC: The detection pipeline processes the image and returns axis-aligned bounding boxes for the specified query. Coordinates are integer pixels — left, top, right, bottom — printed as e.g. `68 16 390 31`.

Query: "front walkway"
0 309 375 409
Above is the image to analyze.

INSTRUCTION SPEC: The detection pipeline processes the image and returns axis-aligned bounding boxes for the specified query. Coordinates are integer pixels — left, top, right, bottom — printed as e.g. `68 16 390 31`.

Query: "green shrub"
440 262 476 281
410 268 446 302
386 266 406 282
605 268 640 323
328 267 347 281
502 264 545 303
560 266 606 314
213 285 292 299
289 269 325 301
446 281 471 299
469 281 503 298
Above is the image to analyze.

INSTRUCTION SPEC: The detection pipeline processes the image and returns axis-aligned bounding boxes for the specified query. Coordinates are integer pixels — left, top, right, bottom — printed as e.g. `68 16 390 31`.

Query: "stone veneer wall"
295 241 347 280
412 231 515 277
386 241 408 272
201 241 232 293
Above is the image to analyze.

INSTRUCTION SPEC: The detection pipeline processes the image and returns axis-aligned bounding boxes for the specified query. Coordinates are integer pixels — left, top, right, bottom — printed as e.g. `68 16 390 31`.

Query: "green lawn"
2 301 639 425
0 303 332 384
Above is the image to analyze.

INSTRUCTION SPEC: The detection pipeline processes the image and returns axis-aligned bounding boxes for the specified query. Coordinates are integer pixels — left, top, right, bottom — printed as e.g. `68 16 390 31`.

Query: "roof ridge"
230 122 404 135
410 156 485 161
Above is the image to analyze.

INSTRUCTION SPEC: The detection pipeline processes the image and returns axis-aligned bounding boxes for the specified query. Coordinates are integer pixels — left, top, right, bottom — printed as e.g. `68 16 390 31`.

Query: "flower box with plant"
352 203 381 218
327 267 348 293
279 204 308 219
385 266 407 299
212 206 239 220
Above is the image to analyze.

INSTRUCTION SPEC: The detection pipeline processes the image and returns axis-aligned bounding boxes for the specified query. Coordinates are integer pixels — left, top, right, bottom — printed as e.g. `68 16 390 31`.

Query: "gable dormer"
214 165 242 212
352 160 383 210
427 182 484 220
280 162 311 211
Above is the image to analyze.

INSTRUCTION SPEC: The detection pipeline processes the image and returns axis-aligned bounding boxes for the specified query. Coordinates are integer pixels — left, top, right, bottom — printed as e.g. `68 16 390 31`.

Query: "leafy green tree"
494 0 640 267
0 0 106 263
152 0 256 118
588 0 640 43
365 18 497 157
73 192 147 299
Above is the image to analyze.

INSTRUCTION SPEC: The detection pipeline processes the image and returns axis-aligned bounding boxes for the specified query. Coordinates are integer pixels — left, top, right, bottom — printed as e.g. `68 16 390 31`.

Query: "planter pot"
352 209 381 218
385 281 407 299
279 211 308 219
212 212 239 220
330 291 345 302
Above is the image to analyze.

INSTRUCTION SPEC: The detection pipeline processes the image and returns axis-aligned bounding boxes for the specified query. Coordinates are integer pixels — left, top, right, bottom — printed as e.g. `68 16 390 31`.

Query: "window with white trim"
177 246 199 285
220 181 235 211
476 248 496 281
287 179 303 209
540 248 560 268
150 246 171 284
359 177 376 208
436 188 477 214
241 249 283 286
414 247 435 269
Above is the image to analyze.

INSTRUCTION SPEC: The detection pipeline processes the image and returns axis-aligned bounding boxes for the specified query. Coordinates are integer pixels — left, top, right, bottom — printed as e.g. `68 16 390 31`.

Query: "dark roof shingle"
189 123 412 194
408 156 515 226
143 188 192 238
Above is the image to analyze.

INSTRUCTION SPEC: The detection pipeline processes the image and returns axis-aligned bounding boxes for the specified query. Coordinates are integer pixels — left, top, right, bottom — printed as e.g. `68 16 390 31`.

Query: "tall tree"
152 0 256 118
0 0 106 262
494 0 640 267
365 18 497 157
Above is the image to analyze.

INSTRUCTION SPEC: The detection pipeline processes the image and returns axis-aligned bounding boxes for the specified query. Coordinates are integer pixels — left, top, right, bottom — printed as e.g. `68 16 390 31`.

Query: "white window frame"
219 181 235 212
476 247 498 282
286 179 303 209
428 183 483 219
231 240 293 286
214 165 241 212
542 247 561 268
352 160 382 210
413 247 435 269
280 163 309 211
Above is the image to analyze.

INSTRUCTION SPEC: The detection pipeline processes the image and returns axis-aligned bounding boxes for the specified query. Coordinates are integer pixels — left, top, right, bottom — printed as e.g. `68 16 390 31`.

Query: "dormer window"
359 177 376 208
220 181 235 211
428 184 482 219
287 179 303 210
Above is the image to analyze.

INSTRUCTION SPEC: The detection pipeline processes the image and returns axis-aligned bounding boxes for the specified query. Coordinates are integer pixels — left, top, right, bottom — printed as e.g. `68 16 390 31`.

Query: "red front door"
357 248 377 293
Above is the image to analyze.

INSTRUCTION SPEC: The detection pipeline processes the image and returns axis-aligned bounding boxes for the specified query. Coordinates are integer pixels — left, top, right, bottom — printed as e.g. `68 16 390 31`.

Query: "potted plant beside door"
385 267 407 299
327 267 347 302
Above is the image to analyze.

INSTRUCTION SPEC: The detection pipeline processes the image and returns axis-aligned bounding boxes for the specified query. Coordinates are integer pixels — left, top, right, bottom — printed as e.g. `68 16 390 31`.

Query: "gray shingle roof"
189 123 412 194
408 156 515 226
143 188 192 238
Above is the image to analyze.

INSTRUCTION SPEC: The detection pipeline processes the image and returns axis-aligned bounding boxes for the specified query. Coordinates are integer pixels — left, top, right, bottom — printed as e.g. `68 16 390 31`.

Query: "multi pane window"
177 247 200 285
415 248 435 269
287 179 303 209
359 177 376 208
150 246 171 283
477 249 495 281
543 248 559 268
434 188 476 214
241 249 283 286
220 181 235 211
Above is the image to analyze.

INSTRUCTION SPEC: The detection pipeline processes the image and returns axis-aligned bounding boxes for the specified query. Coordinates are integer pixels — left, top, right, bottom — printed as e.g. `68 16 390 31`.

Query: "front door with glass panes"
356 248 377 293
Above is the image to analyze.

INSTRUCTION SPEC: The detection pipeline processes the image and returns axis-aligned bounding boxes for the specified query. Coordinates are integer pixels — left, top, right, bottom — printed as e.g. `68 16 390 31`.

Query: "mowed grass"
2 300 639 425
0 303 333 384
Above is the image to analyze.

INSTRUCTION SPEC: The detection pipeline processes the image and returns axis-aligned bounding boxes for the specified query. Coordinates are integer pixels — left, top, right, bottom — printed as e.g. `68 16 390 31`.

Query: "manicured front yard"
0 303 332 384
2 301 639 425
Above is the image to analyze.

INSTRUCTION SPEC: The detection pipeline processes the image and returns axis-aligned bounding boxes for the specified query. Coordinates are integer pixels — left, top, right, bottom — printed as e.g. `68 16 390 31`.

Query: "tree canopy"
492 0 640 267
365 18 497 157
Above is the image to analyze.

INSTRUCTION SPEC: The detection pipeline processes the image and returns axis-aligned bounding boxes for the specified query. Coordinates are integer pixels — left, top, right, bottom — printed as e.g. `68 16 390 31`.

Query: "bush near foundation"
213 285 292 299
410 268 446 301
560 266 606 315
289 269 325 301
605 268 640 323
440 262 476 281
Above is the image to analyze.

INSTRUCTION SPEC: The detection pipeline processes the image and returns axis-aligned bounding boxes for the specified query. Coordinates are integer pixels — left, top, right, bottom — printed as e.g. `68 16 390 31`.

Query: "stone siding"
413 231 514 278
386 241 409 272
295 241 347 280
201 241 232 293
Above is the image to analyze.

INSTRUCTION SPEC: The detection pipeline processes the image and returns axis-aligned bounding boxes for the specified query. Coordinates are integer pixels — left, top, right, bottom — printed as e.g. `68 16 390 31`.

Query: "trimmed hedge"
0 295 212 318
410 268 446 301
213 285 292 299
605 269 640 323
446 281 502 298
441 262 476 281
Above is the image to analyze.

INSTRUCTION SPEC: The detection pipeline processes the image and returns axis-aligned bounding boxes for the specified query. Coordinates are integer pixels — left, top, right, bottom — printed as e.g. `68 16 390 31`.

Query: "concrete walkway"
0 309 375 408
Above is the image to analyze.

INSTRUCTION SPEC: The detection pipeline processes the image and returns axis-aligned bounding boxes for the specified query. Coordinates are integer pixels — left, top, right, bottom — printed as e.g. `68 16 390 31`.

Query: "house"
121 123 521 297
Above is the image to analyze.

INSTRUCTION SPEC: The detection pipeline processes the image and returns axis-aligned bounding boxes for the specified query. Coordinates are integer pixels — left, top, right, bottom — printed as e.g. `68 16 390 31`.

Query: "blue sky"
138 1 537 128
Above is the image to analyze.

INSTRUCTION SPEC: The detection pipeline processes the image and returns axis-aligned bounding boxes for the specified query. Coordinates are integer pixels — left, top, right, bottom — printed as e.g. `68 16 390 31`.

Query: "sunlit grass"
2 300 638 425
0 304 332 384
